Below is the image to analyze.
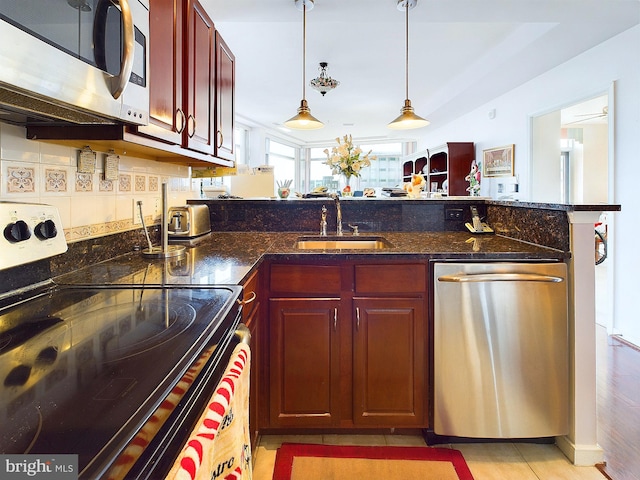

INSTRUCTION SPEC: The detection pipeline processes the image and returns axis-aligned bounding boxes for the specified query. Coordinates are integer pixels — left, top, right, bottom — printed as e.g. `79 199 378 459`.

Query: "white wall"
0 124 197 243
582 125 609 203
417 25 640 344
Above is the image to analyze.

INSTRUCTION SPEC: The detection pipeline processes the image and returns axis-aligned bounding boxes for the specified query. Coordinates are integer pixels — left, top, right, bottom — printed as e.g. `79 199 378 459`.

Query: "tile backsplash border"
0 123 198 243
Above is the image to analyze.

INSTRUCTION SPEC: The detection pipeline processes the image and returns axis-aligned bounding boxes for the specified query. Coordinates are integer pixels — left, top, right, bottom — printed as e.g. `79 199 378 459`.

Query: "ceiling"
204 0 639 144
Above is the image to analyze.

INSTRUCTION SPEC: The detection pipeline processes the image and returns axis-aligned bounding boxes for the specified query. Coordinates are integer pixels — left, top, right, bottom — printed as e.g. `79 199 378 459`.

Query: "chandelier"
310 62 340 96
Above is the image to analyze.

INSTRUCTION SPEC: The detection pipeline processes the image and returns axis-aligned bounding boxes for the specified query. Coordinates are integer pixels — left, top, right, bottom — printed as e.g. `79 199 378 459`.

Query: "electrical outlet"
445 208 464 221
132 199 144 225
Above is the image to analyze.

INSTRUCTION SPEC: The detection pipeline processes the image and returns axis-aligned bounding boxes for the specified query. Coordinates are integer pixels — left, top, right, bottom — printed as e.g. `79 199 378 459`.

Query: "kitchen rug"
272 443 475 480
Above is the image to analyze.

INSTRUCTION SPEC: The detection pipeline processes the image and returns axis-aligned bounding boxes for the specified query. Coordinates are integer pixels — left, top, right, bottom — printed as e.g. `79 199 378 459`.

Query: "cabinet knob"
217 130 224 148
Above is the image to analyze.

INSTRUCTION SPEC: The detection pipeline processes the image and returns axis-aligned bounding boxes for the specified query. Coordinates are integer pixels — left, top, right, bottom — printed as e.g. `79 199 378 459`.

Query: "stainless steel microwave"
0 0 149 126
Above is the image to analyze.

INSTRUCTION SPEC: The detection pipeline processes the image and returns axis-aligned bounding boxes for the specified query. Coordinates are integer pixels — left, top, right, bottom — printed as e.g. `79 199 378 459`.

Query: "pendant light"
284 0 324 130
388 0 430 130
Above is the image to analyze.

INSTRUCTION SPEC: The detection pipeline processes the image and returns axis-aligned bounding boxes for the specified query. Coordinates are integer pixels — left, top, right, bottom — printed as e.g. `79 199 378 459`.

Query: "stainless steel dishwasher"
433 262 569 439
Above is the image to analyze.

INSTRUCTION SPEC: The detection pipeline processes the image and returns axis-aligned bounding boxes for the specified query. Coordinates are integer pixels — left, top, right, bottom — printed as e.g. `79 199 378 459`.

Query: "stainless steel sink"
295 236 393 250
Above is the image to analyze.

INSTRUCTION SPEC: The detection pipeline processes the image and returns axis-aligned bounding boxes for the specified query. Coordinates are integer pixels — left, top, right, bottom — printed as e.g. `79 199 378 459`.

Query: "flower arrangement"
323 135 376 184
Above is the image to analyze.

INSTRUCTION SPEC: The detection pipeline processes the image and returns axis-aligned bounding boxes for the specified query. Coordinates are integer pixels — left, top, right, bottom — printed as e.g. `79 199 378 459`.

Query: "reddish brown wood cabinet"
184 0 214 155
265 262 428 430
268 298 342 427
214 31 235 162
137 0 184 145
352 297 425 426
241 269 261 452
138 0 234 161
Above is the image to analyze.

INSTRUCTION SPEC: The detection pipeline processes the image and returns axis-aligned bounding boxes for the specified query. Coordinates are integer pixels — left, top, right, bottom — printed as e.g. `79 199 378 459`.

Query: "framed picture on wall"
483 144 514 177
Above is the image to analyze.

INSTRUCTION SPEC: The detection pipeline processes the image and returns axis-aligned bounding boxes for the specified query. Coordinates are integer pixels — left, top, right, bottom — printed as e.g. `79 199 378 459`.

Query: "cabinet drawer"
270 264 341 295
355 264 426 293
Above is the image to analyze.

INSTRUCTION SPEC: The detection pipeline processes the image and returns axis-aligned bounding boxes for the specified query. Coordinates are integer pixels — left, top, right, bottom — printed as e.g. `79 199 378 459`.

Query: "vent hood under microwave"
0 0 149 127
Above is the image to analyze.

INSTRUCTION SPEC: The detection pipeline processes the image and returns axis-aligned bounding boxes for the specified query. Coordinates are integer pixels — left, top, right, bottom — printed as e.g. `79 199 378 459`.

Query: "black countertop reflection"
55 231 565 287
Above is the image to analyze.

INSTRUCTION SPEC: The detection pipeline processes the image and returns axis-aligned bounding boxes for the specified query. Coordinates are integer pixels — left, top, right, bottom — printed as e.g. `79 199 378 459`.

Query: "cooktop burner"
0 284 241 477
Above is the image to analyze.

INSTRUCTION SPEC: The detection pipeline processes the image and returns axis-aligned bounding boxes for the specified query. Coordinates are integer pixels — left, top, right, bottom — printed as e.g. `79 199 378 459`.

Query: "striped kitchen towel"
168 342 252 480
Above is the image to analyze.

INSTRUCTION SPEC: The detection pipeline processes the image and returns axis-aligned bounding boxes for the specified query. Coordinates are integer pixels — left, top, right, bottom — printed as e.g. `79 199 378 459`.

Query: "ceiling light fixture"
310 62 340 96
67 0 91 11
388 0 430 130
284 0 324 130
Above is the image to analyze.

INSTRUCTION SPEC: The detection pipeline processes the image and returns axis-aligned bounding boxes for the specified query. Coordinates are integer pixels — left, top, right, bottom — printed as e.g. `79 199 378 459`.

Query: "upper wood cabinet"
214 31 235 162
137 0 184 145
136 0 234 160
185 0 215 155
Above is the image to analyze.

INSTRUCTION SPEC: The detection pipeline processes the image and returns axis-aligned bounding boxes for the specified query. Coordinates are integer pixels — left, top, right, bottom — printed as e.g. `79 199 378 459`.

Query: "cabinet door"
241 270 260 451
269 298 341 427
185 0 214 155
352 297 426 427
214 31 235 162
138 0 184 144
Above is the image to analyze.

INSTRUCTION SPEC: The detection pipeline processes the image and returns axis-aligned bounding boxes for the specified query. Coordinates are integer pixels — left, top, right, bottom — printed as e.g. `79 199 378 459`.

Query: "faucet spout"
330 193 343 236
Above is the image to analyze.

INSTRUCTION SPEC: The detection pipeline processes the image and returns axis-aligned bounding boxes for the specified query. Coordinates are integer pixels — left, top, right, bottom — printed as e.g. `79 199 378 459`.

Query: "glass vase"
341 175 353 196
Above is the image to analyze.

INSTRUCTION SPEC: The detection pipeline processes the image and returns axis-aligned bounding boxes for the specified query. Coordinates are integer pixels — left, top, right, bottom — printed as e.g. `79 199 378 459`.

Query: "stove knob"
35 219 58 240
4 220 31 242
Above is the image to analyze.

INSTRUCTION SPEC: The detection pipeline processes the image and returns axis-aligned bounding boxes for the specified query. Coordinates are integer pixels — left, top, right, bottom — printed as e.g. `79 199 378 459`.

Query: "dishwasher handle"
437 272 564 283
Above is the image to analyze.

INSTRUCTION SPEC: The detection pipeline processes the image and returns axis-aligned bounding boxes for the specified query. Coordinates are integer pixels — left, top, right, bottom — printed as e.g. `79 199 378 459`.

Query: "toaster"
167 205 211 238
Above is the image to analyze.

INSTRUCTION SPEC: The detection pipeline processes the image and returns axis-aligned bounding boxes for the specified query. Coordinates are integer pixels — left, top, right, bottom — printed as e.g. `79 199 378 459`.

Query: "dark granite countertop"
55 231 565 287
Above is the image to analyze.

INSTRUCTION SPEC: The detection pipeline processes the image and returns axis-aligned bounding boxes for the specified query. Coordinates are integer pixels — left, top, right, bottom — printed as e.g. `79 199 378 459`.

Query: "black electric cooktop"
0 284 241 477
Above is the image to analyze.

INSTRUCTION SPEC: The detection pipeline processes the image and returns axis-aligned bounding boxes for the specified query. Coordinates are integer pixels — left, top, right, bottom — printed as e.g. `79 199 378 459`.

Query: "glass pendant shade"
388 99 430 129
284 99 324 130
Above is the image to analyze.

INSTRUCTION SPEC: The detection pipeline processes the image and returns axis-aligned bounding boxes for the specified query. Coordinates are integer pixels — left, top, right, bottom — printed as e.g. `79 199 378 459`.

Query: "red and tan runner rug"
272 443 475 480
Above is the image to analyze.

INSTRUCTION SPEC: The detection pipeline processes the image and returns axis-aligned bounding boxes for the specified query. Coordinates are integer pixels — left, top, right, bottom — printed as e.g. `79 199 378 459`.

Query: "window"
309 142 403 192
234 126 247 165
266 138 297 187
264 137 405 193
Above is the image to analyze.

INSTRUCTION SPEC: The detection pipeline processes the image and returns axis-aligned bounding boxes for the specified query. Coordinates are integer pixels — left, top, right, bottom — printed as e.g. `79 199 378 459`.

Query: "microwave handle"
94 0 135 100
111 0 135 100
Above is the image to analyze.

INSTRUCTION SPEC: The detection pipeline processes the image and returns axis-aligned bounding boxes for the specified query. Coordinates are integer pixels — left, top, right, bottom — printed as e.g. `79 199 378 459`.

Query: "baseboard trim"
556 435 604 466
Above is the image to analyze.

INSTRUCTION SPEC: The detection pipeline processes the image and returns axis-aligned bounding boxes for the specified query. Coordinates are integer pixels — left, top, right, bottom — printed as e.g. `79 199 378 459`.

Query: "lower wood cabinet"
268 298 341 427
241 269 261 451
352 297 425 426
266 262 428 430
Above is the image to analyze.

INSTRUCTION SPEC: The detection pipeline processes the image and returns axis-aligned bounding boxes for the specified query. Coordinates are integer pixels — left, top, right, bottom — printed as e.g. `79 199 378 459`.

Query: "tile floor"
252 434 606 480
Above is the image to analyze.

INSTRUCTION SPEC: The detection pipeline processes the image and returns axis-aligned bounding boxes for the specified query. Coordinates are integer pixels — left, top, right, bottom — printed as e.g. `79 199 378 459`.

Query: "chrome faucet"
330 193 343 236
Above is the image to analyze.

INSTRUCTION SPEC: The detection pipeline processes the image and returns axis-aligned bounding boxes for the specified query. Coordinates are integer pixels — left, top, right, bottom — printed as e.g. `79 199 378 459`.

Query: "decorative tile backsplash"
135 174 146 192
0 123 195 243
75 172 93 192
45 168 68 192
7 165 35 193
118 173 132 192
